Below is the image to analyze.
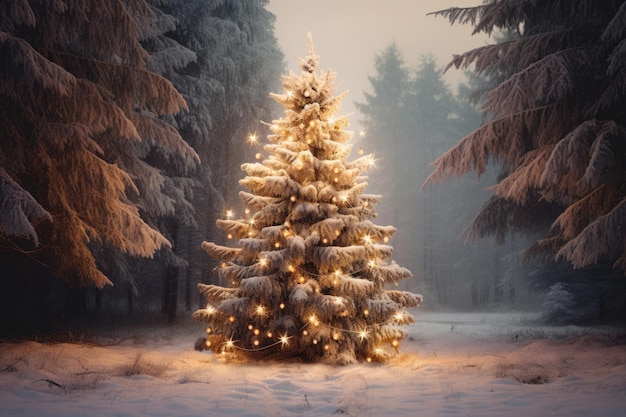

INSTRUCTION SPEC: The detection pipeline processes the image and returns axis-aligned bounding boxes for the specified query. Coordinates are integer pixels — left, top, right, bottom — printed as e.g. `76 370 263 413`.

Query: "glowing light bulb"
267 331 273 338
225 210 233 219
227 233 233 239
359 330 368 341
229 316 235 322
394 312 404 322
383 236 389 243
279 303 285 309
303 330 308 336
259 258 268 268
363 235 372 244
225 339 235 349
255 153 262 160
322 238 328 244
255 305 265 316
248 133 257 144
290 195 297 202
279 334 289 347
248 324 253 330
206 306 216 315
254 329 260 336
363 309 369 316
274 241 281 248
253 340 260 346
332 332 340 341
359 130 365 138
392 340 399 347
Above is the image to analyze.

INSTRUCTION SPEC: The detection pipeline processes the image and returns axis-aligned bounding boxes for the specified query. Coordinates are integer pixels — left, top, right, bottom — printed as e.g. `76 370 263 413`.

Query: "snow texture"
1 312 625 417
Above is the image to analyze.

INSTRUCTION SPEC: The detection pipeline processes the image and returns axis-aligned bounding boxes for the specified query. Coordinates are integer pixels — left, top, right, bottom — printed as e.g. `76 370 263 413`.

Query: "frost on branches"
192 34 422 364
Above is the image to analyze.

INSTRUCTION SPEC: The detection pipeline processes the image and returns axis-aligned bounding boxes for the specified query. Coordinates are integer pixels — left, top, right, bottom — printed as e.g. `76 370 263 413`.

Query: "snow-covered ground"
1 311 625 417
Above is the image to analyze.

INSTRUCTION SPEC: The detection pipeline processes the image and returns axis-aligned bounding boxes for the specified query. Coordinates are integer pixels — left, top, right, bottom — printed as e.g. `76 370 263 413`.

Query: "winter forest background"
1 0 626 337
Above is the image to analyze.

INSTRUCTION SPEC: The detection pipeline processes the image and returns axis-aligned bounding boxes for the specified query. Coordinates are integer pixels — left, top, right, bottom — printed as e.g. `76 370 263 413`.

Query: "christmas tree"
193 34 422 364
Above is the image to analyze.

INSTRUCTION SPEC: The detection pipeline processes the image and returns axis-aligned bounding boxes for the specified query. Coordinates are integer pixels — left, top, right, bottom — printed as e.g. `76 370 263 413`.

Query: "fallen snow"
1 312 625 417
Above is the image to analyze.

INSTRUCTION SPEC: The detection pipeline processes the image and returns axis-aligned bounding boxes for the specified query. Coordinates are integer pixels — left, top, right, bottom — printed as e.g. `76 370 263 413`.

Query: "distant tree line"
355 44 525 310
0 0 283 335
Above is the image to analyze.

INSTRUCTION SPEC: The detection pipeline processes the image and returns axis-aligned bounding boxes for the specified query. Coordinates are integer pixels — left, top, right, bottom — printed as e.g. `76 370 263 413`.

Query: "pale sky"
266 0 489 132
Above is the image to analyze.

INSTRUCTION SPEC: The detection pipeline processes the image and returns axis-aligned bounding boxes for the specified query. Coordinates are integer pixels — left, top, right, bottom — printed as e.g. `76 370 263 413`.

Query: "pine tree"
0 1 196 290
193 34 422 364
424 1 626 276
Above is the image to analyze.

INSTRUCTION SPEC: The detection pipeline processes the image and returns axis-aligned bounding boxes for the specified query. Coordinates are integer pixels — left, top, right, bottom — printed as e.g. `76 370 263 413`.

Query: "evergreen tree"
0 0 195 287
425 1 626 280
193 35 422 364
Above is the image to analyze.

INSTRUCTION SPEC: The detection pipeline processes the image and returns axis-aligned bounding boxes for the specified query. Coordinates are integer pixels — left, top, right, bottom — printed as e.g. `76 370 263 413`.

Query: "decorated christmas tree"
193 34 422 364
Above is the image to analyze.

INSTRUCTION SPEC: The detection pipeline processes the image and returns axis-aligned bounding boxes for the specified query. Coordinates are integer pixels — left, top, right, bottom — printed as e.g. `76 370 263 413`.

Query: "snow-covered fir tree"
193 34 422 364
424 1 626 278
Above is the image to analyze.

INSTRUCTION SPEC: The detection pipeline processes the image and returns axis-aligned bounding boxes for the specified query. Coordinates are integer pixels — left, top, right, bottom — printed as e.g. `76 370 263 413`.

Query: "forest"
1 0 626 340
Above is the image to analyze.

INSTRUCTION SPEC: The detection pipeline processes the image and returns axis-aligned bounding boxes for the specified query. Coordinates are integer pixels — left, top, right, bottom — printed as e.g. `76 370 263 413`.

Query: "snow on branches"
193 33 421 364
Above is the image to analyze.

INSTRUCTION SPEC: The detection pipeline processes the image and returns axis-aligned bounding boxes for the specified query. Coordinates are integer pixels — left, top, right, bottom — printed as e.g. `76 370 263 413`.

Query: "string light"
248 133 258 144
225 209 233 219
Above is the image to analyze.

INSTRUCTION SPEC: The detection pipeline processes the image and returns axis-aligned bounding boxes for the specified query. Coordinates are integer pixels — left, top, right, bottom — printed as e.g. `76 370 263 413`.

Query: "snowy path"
1 312 625 417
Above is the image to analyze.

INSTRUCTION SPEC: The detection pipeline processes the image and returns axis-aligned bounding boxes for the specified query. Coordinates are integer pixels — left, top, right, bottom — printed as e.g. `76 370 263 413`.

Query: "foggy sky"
267 0 488 134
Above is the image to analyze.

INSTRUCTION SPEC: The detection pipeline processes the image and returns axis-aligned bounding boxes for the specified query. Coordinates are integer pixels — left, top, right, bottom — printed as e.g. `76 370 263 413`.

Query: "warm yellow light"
391 340 399 347
245 208 250 215
254 329 260 335
363 235 372 244
383 236 389 243
298 276 305 284
394 312 404 322
229 316 235 322
366 357 372 362
359 330 368 341
368 259 376 268
332 332 340 341
322 238 328 244
225 209 233 219
248 324 253 330
290 195 297 202
227 233 233 239
279 334 289 347
267 331 273 338
324 344 330 351
303 330 308 336
313 339 318 344
259 257 268 268
340 193 348 203
253 340 260 346
286 90 293 98
205 340 212 348
279 303 285 309
334 269 341 276
363 309 369 316
274 241 281 248
309 120 315 127
333 167 340 174
248 133 257 144
255 305 265 316
375 348 383 355
359 130 365 138
255 152 262 160
288 264 295 273
206 306 216 315
225 339 235 349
